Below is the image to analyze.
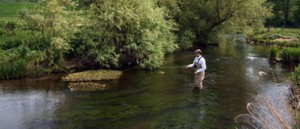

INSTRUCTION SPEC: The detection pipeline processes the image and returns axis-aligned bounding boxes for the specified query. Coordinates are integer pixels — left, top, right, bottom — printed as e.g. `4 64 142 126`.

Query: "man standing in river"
186 49 207 89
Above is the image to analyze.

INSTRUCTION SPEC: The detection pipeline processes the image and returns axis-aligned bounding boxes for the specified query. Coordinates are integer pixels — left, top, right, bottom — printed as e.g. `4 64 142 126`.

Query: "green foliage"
282 48 300 63
0 0 284 79
19 0 83 65
270 47 279 60
4 21 16 32
177 0 272 45
251 28 300 47
0 45 45 79
157 0 180 19
77 0 95 8
0 2 35 17
85 0 177 68
295 65 300 76
266 0 299 27
178 29 195 49
0 0 84 78
264 0 300 27
0 15 48 79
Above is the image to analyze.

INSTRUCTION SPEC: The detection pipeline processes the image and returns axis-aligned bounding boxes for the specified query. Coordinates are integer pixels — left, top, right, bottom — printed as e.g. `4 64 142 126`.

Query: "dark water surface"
0 42 293 129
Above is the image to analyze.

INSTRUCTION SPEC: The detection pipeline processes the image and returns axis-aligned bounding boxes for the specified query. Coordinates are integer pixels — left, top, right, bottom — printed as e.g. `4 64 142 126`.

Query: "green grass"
271 28 300 35
0 2 35 17
270 47 279 60
281 48 300 63
0 17 19 22
0 0 36 2
252 28 300 47
257 28 300 64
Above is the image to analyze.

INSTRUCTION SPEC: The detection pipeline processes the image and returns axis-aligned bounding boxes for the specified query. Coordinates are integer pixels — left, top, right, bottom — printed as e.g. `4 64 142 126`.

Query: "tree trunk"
284 0 290 27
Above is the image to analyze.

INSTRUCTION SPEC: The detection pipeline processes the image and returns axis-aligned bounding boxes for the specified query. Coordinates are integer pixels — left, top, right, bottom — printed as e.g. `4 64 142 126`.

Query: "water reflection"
0 41 293 129
0 77 66 129
0 90 65 129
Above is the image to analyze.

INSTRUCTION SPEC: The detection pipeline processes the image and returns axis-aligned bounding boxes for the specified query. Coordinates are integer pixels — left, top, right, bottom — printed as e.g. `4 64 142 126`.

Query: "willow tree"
178 0 272 45
19 0 83 66
86 0 177 68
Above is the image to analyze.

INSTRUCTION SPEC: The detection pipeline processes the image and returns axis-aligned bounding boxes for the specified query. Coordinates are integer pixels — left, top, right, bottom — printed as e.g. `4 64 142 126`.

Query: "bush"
295 65 300 76
282 48 300 63
270 47 279 61
178 29 195 49
86 0 177 68
0 47 45 79
4 21 16 33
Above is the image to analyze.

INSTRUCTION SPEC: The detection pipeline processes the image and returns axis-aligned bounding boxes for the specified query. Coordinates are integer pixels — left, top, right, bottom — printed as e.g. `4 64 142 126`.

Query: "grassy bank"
290 65 300 128
0 2 35 18
250 28 300 64
252 28 300 128
251 28 300 47
0 1 40 79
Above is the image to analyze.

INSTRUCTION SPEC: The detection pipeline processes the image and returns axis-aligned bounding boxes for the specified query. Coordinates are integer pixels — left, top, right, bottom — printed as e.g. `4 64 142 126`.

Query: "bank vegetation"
0 0 271 79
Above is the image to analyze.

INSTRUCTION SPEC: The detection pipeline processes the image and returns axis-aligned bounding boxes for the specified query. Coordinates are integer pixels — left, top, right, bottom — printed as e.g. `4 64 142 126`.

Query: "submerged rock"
62 70 123 82
68 82 107 91
158 71 165 74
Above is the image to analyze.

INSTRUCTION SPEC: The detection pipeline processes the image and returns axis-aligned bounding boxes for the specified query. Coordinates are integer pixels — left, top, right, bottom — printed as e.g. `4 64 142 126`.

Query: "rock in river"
62 70 123 82
68 82 107 91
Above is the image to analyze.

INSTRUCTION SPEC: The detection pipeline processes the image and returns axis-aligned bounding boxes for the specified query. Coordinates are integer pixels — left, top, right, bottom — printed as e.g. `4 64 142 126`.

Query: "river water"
0 41 294 129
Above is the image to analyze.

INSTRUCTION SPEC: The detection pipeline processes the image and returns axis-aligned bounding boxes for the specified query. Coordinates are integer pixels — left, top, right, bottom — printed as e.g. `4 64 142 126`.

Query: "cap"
194 49 202 54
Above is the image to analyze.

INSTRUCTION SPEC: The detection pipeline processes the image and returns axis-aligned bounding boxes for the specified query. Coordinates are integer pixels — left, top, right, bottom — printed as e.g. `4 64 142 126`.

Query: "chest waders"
194 57 205 88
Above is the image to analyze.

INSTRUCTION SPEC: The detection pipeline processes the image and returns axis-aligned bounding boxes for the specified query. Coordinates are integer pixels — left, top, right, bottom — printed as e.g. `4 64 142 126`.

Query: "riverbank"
249 28 300 47
289 67 300 128
249 28 300 128
249 28 300 62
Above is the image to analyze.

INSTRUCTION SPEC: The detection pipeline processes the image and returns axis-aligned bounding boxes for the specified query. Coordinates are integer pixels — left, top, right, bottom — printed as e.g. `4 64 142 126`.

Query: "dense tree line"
0 0 271 78
266 0 300 27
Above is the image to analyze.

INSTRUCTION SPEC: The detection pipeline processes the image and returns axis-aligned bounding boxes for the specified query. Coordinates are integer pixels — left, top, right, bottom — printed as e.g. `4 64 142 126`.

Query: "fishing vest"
194 57 202 70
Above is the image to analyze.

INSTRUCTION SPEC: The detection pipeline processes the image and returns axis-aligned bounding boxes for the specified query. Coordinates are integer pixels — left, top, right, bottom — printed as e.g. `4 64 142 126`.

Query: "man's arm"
186 58 195 68
186 63 194 68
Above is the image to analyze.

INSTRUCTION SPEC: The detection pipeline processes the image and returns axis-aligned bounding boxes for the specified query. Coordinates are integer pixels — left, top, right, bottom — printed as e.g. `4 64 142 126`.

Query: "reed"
235 97 293 129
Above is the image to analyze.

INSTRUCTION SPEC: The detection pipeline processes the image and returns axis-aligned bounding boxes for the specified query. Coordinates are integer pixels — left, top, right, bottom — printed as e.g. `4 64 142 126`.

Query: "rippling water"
0 41 293 129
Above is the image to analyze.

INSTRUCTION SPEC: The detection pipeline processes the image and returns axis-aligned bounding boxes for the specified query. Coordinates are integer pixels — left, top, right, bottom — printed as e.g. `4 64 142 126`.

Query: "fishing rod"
159 66 187 69
120 66 187 72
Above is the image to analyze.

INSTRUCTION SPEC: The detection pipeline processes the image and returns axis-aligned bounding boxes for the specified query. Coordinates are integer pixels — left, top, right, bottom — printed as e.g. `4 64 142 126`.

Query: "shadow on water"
0 39 294 129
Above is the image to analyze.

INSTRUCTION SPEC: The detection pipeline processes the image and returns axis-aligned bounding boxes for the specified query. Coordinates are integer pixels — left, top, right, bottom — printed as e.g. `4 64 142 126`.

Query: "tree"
83 0 177 68
19 0 83 66
292 0 300 26
77 0 95 8
266 0 298 27
177 0 272 45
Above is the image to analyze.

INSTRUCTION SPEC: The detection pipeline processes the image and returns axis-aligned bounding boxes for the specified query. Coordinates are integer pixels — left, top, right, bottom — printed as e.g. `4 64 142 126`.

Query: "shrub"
270 47 279 61
86 0 177 68
282 48 300 63
295 65 300 76
0 43 46 79
4 21 16 33
178 29 195 50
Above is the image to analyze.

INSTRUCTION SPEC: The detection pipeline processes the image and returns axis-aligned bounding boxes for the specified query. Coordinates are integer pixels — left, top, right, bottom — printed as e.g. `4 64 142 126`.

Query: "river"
0 40 294 129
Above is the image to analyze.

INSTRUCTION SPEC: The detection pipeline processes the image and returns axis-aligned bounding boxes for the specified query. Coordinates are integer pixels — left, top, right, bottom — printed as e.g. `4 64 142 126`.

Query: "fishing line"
159 66 186 69
121 66 187 72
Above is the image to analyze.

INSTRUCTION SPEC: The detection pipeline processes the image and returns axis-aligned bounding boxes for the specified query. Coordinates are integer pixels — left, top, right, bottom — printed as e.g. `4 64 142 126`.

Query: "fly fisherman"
186 49 207 89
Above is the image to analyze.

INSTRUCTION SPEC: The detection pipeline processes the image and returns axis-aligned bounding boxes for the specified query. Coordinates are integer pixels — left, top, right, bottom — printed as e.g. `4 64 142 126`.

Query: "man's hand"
186 65 190 69
194 71 198 75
